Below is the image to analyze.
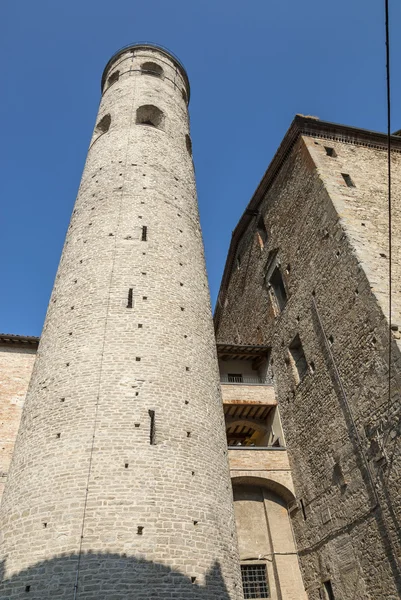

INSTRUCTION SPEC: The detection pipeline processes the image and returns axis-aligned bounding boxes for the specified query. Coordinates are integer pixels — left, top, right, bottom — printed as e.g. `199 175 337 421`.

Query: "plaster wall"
0 345 36 500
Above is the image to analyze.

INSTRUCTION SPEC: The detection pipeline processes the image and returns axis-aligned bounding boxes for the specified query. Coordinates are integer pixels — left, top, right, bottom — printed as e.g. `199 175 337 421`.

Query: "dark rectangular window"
324 146 337 157
341 173 355 187
127 288 133 308
148 410 155 445
289 335 308 382
323 580 335 600
227 373 243 383
141 226 147 241
270 266 287 312
241 563 270 599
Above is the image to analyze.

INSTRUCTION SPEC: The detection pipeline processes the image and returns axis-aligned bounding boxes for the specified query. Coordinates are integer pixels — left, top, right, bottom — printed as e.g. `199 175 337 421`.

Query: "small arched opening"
136 105 165 130
107 70 120 87
95 114 111 135
140 62 163 78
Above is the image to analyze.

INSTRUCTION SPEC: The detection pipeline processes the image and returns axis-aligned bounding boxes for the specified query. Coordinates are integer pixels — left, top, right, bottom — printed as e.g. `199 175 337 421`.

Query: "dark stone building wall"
215 120 401 599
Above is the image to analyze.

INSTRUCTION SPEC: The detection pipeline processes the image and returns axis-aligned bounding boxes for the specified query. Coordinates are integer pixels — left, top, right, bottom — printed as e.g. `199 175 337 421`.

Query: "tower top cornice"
101 42 190 101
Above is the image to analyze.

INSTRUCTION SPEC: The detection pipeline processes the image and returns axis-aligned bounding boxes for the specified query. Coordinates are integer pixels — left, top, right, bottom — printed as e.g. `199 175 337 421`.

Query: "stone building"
0 46 400 600
215 115 401 599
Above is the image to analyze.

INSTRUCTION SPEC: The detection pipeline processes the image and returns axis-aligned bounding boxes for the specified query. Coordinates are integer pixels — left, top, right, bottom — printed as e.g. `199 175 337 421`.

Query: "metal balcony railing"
220 375 272 385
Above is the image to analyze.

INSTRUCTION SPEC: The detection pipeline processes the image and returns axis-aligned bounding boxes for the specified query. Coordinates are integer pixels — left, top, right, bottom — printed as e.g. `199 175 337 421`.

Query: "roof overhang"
217 343 270 361
0 333 39 347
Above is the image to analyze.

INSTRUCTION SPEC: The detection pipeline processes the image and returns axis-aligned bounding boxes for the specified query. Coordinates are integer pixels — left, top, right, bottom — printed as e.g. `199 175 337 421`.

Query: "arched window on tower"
95 114 111 135
140 62 164 78
136 105 165 130
107 70 120 88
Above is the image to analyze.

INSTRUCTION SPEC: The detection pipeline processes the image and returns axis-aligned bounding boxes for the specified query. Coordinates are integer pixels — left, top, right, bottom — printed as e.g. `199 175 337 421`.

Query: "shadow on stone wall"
0 552 234 599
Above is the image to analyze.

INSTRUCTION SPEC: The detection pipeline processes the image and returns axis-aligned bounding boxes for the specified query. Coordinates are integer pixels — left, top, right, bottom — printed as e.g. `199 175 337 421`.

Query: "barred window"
241 563 270 599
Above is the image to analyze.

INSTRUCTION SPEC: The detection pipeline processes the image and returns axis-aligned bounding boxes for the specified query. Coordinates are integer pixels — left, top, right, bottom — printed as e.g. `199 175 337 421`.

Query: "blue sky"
2 0 400 336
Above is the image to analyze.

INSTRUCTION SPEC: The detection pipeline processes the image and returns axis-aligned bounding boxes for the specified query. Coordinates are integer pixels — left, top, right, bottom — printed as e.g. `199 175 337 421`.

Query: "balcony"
217 343 275 404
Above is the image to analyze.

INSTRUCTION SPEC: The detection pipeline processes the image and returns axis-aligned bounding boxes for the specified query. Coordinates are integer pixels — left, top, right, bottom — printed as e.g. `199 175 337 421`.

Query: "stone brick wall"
0 45 243 599
0 341 37 501
215 118 401 599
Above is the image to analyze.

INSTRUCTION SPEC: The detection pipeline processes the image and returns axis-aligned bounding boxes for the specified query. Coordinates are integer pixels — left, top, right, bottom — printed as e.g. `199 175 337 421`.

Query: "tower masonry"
0 44 243 599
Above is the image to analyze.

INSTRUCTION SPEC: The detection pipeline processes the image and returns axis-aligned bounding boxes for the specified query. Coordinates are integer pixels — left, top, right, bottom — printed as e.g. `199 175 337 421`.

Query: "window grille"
241 563 270 599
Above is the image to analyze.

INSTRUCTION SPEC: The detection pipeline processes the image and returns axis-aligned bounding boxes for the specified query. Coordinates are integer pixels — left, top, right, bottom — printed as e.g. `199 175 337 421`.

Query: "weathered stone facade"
215 116 401 599
0 335 38 501
0 44 243 599
1 56 400 600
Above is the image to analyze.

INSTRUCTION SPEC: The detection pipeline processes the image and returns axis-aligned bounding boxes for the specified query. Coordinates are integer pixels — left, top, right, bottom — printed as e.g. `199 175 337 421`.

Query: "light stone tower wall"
0 44 243 599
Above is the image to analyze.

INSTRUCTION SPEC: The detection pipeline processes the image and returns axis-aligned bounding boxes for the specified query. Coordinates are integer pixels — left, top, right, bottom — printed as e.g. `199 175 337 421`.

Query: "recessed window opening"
257 216 268 247
324 146 337 157
270 266 287 312
140 62 163 78
148 410 155 445
25 586 31 593
241 563 270 599
141 226 147 241
136 105 165 130
127 288 133 309
185 134 192 156
95 114 111 135
341 173 355 187
323 580 335 600
289 335 308 382
300 498 307 520
107 70 120 87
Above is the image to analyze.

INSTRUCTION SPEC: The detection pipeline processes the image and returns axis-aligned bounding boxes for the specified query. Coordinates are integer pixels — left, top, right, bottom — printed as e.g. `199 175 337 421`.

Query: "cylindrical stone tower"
0 44 243 599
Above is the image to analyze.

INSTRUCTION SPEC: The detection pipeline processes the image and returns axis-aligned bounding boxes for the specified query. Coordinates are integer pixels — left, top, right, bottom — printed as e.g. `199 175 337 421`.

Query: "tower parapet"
0 43 243 599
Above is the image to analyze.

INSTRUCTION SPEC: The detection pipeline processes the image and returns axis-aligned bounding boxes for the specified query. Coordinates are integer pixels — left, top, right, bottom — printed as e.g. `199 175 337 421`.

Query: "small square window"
241 563 270 599
324 146 337 157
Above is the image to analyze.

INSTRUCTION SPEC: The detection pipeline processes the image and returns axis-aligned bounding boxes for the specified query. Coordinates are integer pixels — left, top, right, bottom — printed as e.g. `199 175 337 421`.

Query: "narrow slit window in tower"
142 226 147 241
185 134 192 156
148 410 155 445
127 288 133 309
